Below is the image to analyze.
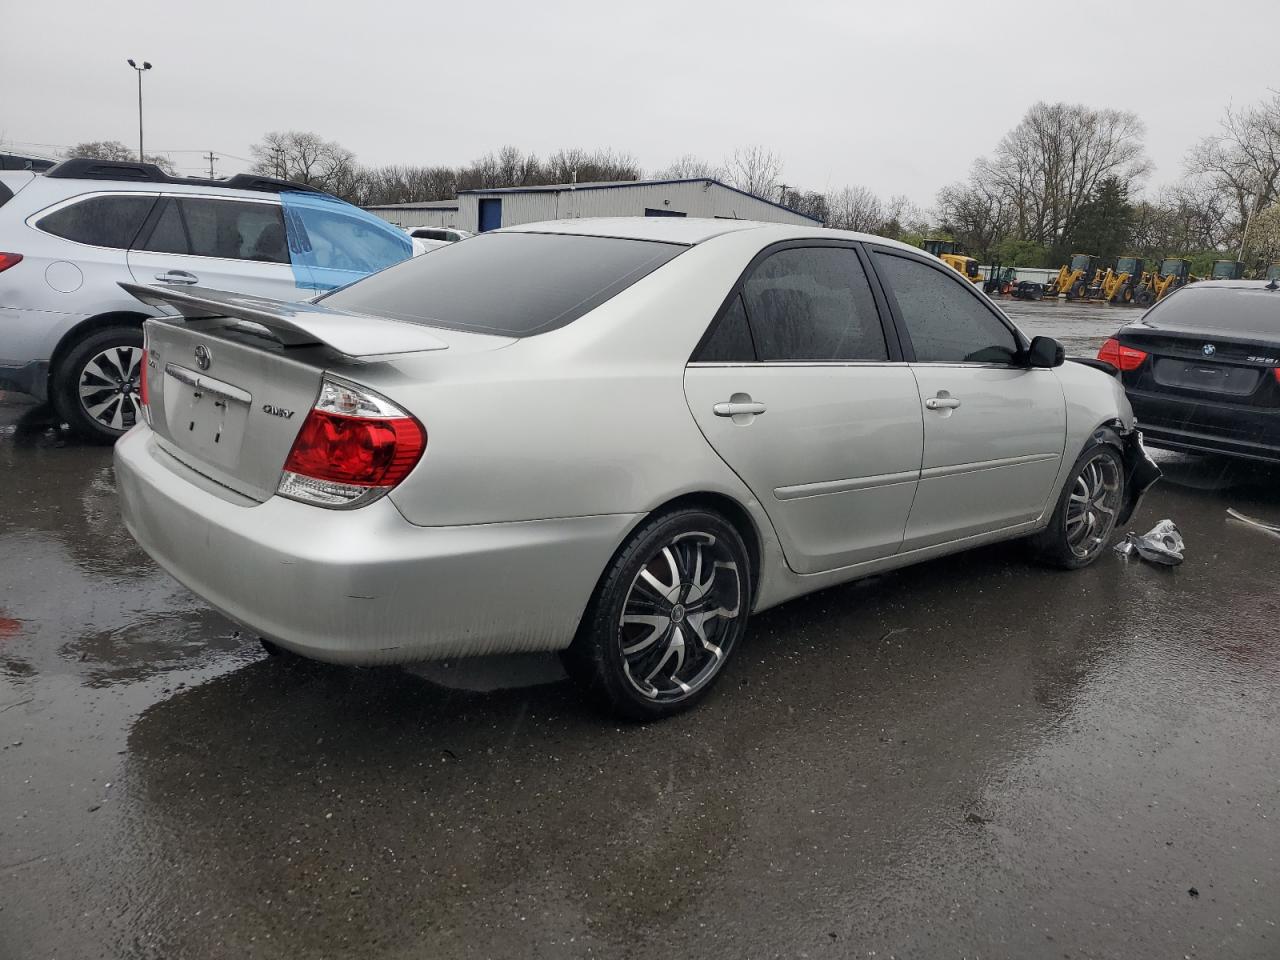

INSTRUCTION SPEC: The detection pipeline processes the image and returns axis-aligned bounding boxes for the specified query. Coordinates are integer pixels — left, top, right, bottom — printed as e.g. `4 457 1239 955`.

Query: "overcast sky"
2 0 1275 206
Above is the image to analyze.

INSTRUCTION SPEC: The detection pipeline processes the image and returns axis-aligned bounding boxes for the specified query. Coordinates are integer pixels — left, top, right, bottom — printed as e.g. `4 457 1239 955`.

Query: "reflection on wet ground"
2 366 1278 958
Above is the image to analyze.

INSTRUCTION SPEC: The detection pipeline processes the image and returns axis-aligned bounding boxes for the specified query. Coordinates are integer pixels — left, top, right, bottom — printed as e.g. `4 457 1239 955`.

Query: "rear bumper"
114 426 638 664
1129 390 1280 463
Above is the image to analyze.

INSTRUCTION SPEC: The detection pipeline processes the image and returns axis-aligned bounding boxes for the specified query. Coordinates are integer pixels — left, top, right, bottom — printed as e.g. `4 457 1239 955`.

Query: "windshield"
1116 258 1138 274
319 231 685 337
1070 254 1092 272
1160 259 1185 276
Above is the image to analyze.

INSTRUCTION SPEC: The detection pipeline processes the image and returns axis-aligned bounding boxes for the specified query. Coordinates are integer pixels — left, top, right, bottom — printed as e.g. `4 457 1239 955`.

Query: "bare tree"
723 145 784 200
67 140 175 174
1186 91 1280 252
250 131 359 198
824 185 885 232
655 154 723 180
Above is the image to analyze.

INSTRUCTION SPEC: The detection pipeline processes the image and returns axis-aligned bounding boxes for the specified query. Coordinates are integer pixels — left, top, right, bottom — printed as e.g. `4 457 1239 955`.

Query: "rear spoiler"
119 282 450 358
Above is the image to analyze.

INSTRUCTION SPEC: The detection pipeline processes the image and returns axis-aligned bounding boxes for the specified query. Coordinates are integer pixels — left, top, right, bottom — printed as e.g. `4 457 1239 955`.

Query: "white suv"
0 158 417 442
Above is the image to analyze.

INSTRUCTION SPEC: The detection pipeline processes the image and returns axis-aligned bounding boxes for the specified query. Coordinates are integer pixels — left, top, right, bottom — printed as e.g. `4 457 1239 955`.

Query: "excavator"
1210 260 1245 279
1046 253 1099 299
920 239 982 284
1085 257 1144 304
1133 258 1194 306
1267 263 1280 282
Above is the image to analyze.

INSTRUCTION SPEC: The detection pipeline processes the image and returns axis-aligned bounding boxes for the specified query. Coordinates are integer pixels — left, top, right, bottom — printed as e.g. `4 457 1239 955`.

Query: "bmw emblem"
1202 343 1216 357
194 344 212 370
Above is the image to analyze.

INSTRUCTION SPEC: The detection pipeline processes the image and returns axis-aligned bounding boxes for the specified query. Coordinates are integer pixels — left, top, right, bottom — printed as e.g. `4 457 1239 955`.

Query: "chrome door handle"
156 270 199 284
925 396 961 410
713 401 767 417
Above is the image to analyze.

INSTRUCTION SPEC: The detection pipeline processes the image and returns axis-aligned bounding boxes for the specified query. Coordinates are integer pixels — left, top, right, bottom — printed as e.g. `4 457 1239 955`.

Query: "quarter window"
696 294 756 362
875 253 1018 364
741 247 887 362
38 195 155 249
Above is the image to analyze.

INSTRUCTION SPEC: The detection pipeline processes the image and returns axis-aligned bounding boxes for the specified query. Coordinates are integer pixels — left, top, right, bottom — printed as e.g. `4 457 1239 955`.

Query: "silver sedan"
114 218 1158 720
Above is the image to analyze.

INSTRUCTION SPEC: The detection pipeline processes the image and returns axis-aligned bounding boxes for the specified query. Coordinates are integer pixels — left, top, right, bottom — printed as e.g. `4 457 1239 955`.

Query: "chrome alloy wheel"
1065 453 1123 560
618 531 743 702
78 345 143 431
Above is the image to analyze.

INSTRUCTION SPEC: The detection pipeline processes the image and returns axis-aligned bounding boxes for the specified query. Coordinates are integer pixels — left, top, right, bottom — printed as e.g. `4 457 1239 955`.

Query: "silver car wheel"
1065 453 1123 560
78 345 143 432
618 531 742 702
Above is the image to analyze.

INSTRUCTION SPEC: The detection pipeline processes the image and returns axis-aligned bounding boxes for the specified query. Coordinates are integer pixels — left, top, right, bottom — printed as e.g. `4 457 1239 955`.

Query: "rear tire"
1032 433 1127 569
1067 279 1086 300
1134 290 1155 307
52 325 144 444
562 507 751 721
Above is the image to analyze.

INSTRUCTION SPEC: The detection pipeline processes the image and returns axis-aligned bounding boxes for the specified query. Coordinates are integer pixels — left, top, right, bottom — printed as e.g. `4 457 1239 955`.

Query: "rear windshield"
318 231 685 336
0 181 13 209
1149 285 1280 334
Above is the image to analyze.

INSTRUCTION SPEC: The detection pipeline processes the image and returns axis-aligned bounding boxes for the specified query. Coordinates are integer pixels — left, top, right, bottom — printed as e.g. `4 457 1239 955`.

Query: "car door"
870 248 1066 550
684 242 923 575
127 195 301 300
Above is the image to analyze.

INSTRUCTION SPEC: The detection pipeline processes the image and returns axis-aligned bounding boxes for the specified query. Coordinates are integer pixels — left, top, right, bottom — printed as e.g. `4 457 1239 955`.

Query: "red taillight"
139 352 150 408
283 410 424 486
1098 337 1148 371
1274 368 1280 384
0 253 23 273
277 377 426 508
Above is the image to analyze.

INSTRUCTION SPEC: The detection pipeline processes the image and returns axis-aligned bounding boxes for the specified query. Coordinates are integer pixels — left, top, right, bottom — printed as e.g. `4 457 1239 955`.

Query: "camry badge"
194 344 212 370
262 404 295 419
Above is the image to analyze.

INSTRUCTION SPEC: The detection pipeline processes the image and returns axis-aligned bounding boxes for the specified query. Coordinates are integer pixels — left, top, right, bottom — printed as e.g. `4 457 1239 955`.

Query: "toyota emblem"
1201 343 1216 357
194 344 212 370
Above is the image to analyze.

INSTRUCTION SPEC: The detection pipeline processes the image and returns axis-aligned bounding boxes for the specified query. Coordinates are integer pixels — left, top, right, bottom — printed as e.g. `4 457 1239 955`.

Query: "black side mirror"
1027 335 1066 368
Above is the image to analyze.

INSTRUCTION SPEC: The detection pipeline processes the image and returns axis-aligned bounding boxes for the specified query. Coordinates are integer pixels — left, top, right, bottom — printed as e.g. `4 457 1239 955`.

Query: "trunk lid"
126 282 509 502
1118 324 1280 408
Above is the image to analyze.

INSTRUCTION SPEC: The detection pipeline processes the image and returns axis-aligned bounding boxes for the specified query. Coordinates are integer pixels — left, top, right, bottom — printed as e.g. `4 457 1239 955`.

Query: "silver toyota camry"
114 218 1159 720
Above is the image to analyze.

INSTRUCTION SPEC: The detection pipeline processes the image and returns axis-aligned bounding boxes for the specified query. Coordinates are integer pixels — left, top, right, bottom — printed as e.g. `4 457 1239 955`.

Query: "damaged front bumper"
1118 429 1161 526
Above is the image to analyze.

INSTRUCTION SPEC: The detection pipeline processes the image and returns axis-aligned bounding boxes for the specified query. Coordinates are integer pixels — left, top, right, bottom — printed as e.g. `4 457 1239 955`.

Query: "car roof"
1180 279 1278 291
504 216 922 252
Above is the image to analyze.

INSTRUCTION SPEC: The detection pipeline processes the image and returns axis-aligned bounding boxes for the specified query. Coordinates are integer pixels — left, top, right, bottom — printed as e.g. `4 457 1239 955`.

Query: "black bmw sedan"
1098 279 1280 462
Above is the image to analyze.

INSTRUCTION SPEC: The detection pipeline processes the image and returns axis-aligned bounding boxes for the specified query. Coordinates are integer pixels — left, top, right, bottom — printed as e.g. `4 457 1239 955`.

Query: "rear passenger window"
173 198 288 263
139 197 290 263
876 253 1018 364
741 247 887 362
38 195 155 249
696 294 756 362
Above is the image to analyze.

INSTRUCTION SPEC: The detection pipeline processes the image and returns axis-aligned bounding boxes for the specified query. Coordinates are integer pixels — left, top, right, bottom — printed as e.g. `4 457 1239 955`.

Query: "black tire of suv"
562 507 752 722
52 325 144 444
1032 431 1127 570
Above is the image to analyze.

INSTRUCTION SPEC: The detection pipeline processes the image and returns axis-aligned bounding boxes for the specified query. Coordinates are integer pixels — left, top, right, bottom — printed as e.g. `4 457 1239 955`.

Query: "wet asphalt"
2 300 1278 959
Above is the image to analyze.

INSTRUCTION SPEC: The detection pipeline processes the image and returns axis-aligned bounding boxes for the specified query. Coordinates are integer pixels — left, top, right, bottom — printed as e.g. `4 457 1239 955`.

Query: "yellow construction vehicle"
1086 256 1144 304
921 239 982 284
1133 258 1193 306
1046 253 1099 299
1210 260 1245 279
1267 263 1280 281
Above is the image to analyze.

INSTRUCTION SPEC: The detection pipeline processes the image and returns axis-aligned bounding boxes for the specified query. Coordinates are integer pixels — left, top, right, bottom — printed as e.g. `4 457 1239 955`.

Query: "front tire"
52 325 144 444
562 508 751 721
1032 435 1127 569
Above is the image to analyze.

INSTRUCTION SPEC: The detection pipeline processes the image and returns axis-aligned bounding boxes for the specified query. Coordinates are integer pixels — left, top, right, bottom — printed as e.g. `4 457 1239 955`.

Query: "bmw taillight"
0 253 22 273
277 377 426 508
1098 337 1149 371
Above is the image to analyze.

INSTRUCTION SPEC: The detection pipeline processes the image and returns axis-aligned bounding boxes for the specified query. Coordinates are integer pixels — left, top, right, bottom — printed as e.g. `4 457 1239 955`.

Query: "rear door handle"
156 270 199 284
713 401 767 417
925 396 961 410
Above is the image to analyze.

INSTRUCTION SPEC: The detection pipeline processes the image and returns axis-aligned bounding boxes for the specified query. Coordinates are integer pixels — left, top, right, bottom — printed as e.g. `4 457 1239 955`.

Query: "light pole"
126 59 152 162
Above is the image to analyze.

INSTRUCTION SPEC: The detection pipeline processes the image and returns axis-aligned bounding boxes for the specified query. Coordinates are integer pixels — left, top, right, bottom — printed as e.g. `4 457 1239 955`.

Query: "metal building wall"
366 206 461 229
452 180 820 233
